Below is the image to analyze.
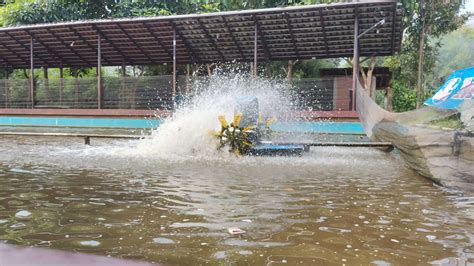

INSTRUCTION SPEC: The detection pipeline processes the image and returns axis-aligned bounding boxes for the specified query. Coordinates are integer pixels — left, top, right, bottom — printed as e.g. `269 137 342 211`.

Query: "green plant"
392 81 417 112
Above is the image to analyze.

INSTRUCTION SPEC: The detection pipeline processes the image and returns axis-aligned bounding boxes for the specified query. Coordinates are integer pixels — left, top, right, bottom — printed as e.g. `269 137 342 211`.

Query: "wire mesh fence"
0 75 352 111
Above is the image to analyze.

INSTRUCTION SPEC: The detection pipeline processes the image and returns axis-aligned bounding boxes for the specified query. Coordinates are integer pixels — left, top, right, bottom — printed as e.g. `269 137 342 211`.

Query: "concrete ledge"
294 110 359 120
0 108 359 121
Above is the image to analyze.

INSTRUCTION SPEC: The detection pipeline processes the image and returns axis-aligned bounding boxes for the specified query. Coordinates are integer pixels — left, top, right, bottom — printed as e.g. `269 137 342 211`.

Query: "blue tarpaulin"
424 66 474 110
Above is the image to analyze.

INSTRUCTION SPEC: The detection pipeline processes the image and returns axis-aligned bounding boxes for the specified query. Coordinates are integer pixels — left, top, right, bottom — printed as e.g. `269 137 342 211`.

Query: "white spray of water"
128 72 294 159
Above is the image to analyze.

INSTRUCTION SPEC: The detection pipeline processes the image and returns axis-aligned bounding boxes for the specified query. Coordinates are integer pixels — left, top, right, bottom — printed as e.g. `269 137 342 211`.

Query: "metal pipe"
358 19 385 39
30 37 34 108
97 34 102 109
172 29 177 110
253 23 258 77
351 10 359 111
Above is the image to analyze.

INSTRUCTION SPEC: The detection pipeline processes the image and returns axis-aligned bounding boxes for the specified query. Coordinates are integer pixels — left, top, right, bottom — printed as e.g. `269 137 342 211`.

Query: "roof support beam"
222 16 246 61
68 26 114 66
170 21 199 63
116 24 155 63
196 18 226 62
351 8 359 111
252 16 271 61
93 25 136 65
4 31 48 66
24 29 62 66
284 12 300 58
0 53 14 67
141 22 173 58
45 28 94 66
319 10 329 56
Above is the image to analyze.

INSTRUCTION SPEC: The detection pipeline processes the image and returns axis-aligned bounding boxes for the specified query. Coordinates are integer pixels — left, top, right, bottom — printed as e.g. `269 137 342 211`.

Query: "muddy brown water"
0 136 473 265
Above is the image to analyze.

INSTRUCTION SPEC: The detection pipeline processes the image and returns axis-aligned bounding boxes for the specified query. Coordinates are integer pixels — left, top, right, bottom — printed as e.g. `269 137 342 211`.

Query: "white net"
356 82 474 193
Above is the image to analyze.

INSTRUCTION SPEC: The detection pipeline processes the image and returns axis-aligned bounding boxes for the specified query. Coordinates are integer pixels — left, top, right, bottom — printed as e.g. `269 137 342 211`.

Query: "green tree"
429 25 474 88
385 0 467 109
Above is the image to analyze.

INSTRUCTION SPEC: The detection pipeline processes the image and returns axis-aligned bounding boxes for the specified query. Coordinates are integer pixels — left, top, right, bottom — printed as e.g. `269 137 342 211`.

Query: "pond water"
0 136 473 265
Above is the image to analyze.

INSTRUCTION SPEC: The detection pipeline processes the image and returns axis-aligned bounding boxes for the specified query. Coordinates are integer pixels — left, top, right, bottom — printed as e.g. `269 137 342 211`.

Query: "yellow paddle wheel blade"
266 117 277 127
218 115 229 128
258 113 264 124
208 130 222 137
233 113 242 127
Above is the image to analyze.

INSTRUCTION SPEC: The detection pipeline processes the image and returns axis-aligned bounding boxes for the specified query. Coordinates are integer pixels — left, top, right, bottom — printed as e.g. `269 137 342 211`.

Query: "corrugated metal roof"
0 0 402 69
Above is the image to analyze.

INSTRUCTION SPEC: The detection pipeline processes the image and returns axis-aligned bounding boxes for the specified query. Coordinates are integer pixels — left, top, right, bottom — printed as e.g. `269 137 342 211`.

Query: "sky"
463 0 474 13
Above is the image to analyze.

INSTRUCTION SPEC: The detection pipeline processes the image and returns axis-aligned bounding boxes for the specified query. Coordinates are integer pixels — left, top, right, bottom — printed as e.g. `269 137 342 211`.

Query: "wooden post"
253 23 258 77
120 59 126 108
97 34 102 109
172 29 177 110
43 67 49 104
351 10 359 111
30 37 35 108
185 64 190 96
287 60 296 84
59 62 63 105
4 67 9 108
121 60 126 77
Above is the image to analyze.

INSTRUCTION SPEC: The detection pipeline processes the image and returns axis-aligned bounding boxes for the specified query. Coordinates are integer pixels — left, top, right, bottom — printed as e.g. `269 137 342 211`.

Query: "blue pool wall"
0 116 365 134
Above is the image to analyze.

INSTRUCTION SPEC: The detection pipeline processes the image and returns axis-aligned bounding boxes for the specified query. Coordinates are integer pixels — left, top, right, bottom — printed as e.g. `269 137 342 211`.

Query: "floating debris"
228 227 246 236
238 250 253 255
153 237 175 244
15 210 32 219
10 223 26 229
79 240 101 247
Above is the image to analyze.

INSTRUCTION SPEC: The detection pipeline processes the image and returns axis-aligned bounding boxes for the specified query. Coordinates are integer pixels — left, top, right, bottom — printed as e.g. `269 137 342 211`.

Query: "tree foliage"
430 25 474 87
385 1 467 103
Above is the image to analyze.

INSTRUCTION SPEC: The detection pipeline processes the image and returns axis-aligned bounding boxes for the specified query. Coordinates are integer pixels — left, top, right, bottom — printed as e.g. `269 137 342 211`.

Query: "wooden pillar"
59 62 64 105
97 34 102 109
30 37 35 108
253 23 258 77
351 10 359 111
172 29 177 110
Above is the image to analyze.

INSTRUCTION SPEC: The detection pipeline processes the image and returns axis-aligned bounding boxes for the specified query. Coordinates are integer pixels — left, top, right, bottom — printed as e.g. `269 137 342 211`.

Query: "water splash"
131 71 294 159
